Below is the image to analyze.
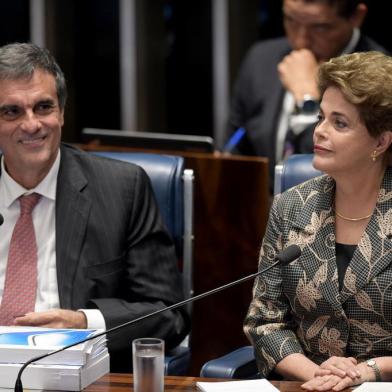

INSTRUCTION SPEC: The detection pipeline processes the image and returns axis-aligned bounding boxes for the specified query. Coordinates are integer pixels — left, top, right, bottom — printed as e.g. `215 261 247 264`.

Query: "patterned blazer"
244 168 392 377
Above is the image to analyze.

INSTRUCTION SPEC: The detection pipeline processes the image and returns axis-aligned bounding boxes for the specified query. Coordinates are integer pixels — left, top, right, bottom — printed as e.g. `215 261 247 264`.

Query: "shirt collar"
341 28 360 55
0 150 61 208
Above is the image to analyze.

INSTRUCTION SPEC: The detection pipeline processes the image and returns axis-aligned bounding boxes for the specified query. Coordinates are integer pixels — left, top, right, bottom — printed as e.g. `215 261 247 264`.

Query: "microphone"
275 244 301 265
14 244 301 392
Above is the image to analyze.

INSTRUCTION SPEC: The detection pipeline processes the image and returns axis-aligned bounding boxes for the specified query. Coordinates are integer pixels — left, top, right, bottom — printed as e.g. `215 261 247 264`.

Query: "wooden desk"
85 374 354 391
79 144 270 374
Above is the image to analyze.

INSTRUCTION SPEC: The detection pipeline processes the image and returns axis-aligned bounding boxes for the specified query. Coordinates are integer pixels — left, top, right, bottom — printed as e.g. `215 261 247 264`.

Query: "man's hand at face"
278 48 320 102
13 309 87 329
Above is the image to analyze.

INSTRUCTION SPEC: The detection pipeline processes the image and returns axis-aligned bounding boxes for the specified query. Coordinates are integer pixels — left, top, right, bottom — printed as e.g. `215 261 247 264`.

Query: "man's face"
283 0 363 62
0 69 64 185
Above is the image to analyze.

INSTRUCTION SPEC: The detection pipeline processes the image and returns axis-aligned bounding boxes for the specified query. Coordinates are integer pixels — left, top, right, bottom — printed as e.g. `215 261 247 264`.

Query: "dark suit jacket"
29 144 188 372
244 171 392 377
225 35 388 182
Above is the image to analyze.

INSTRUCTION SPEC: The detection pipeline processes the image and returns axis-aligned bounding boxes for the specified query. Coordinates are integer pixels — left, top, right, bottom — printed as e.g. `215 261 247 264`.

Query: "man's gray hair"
0 42 67 110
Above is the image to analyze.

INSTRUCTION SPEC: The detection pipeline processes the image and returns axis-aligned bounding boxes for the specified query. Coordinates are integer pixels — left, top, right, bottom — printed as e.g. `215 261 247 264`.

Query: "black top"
336 243 357 291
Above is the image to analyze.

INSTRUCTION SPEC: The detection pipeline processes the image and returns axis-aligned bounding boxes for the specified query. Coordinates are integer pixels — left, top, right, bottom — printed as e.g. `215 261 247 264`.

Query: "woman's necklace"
335 210 373 222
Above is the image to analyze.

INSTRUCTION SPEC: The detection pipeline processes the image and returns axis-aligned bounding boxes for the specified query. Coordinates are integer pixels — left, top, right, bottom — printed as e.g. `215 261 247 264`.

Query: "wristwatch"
295 94 320 114
367 359 382 381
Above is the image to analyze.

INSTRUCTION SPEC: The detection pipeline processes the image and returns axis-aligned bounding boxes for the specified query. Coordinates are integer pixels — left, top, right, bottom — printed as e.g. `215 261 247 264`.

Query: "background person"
223 0 388 184
0 42 189 372
244 51 392 391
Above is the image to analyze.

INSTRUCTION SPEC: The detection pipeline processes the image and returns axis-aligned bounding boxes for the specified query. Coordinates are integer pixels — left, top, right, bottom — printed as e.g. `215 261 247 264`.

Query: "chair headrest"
91 152 184 250
281 154 322 193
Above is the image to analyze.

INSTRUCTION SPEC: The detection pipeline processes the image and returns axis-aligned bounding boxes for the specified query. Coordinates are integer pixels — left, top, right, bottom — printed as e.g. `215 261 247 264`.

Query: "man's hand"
13 309 87 329
278 48 320 102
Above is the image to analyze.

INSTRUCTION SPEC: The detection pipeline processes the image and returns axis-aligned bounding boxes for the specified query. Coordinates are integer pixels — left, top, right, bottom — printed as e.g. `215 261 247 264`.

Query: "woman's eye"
335 119 347 129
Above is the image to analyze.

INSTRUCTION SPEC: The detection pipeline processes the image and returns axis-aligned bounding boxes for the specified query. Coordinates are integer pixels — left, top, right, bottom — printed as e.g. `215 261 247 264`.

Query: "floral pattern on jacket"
244 170 392 377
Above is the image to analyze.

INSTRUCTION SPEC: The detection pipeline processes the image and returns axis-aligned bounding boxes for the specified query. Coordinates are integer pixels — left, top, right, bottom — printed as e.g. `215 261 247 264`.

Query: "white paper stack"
0 326 109 390
0 349 110 390
196 379 280 392
354 382 392 391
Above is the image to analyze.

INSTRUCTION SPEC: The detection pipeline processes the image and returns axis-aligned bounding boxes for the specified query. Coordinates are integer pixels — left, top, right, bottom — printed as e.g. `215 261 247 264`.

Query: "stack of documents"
0 326 109 390
355 383 392 391
196 379 280 392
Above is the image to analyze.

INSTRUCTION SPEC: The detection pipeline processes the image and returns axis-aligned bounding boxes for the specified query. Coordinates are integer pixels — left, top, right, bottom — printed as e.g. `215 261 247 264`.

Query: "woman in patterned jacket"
244 51 392 391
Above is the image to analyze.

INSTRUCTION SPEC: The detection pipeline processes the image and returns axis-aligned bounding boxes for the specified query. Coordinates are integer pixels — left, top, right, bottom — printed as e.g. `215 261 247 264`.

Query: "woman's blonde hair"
318 51 392 138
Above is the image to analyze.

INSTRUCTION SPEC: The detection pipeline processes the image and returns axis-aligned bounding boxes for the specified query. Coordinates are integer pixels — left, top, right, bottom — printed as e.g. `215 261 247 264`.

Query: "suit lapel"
340 168 392 303
291 169 392 308
290 176 342 310
56 146 91 308
249 43 291 162
248 77 284 162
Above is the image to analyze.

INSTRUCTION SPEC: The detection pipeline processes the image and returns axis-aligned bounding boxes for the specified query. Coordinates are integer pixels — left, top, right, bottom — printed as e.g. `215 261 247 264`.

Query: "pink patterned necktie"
0 193 41 325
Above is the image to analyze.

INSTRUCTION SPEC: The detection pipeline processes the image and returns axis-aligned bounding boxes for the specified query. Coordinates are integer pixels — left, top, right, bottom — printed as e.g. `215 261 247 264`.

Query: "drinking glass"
132 338 164 392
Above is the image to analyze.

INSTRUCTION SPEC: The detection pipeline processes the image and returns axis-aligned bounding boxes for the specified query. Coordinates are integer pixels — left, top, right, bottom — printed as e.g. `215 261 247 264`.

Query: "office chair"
91 151 194 376
200 154 322 379
273 154 322 196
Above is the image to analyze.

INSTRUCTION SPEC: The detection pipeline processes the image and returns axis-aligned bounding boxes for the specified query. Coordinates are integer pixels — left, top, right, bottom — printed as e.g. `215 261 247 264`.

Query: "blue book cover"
0 328 97 347
0 327 106 365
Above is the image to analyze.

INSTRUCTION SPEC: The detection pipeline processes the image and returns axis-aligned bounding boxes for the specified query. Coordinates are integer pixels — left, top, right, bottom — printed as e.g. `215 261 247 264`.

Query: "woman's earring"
371 150 378 162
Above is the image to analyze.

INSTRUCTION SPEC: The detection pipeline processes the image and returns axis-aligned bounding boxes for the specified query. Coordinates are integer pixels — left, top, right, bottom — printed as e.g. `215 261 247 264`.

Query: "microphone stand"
15 247 300 392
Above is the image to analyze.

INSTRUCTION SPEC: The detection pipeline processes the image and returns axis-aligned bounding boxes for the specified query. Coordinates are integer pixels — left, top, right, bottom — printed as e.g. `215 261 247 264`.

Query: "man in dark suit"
223 0 388 183
0 42 188 372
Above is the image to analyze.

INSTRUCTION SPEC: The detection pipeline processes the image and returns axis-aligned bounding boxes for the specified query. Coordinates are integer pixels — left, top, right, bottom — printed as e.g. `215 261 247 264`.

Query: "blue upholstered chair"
273 154 322 196
91 151 194 376
200 154 322 379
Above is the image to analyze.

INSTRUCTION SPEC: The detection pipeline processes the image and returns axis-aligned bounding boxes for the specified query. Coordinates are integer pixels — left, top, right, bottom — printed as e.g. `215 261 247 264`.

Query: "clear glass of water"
132 338 164 392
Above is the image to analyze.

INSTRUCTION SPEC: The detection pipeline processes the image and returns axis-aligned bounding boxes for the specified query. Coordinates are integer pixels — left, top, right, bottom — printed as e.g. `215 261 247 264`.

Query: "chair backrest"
274 154 322 195
91 151 194 303
91 151 194 375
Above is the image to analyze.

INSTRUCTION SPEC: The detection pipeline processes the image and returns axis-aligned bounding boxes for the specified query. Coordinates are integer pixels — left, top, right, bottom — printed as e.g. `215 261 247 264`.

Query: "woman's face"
313 86 381 176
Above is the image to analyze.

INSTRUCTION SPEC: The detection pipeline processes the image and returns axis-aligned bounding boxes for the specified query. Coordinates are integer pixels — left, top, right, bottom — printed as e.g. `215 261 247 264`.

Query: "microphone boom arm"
15 244 301 392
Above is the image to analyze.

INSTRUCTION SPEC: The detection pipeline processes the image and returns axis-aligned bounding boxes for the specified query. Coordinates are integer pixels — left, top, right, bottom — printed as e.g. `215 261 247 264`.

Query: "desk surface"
85 374 354 392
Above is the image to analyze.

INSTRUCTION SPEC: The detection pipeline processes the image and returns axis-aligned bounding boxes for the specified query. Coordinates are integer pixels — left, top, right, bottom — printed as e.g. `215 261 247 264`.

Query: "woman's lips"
314 144 331 152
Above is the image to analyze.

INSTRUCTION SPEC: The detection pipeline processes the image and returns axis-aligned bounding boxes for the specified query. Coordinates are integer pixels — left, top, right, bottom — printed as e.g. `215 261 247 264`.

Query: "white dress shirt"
0 150 105 329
